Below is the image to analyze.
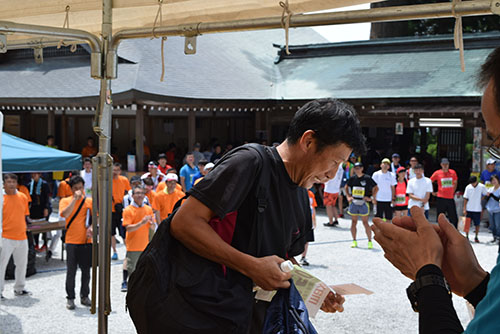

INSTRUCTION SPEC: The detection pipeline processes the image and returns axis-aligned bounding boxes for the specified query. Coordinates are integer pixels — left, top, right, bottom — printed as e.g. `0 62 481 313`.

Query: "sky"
311 4 371 43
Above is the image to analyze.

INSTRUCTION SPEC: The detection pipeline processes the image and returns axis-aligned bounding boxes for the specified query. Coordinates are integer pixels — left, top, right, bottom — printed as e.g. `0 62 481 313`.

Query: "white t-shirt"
372 170 397 202
324 166 344 194
80 170 93 198
464 183 488 212
407 176 433 210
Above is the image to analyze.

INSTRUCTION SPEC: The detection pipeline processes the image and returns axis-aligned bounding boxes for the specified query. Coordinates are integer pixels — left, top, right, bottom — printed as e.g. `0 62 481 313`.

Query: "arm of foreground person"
170 196 291 291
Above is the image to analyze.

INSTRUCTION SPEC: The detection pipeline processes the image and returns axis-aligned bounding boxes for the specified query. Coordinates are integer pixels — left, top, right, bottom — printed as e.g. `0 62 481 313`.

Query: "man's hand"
246 256 291 291
371 207 443 280
346 196 353 203
320 291 345 313
43 208 49 218
74 190 83 200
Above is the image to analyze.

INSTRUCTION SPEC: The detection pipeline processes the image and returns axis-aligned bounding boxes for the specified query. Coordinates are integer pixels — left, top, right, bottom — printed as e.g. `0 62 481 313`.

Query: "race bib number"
352 186 365 198
485 181 493 189
395 195 406 205
441 177 453 188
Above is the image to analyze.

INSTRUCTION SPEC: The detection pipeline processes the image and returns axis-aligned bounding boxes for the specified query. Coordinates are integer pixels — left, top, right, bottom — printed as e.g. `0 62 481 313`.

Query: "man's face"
410 158 417 167
299 142 352 189
381 163 390 172
166 180 177 193
148 166 157 175
159 158 167 167
354 166 363 176
47 138 55 146
186 154 194 165
83 161 92 171
441 163 449 172
131 181 142 189
392 156 400 164
112 166 121 178
132 189 146 205
31 173 41 181
482 79 500 149
487 164 495 172
415 168 423 178
144 183 153 193
4 178 17 191
71 182 84 194
88 138 94 147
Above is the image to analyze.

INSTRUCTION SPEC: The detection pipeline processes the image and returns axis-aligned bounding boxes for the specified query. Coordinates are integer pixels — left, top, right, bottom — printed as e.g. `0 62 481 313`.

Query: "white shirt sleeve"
426 178 433 193
464 185 471 200
406 179 413 194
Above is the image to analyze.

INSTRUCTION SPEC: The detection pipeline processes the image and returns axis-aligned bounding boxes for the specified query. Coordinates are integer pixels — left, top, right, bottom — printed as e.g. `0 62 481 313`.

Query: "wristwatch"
406 274 451 312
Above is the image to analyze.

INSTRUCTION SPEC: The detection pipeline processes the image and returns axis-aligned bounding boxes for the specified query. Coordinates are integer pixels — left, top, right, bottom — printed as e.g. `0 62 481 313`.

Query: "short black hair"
83 157 92 163
113 162 122 169
186 152 194 156
47 135 55 140
492 174 500 183
286 98 366 155
69 175 85 187
4 173 18 181
478 47 500 117
166 168 177 174
132 185 145 194
142 177 154 186
469 175 478 184
198 159 208 166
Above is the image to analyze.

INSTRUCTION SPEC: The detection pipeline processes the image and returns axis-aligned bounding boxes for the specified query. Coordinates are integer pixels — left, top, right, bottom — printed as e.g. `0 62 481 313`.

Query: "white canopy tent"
1 1 499 333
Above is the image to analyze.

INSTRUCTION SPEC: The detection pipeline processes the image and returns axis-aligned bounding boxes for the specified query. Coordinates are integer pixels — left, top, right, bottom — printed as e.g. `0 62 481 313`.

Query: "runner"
390 153 402 173
140 161 166 191
154 173 185 224
406 163 433 219
430 157 458 227
486 175 500 243
407 156 418 180
481 158 500 190
323 164 344 227
463 175 488 242
111 163 131 261
372 158 396 222
300 189 317 266
345 162 377 249
393 167 409 218
179 152 199 192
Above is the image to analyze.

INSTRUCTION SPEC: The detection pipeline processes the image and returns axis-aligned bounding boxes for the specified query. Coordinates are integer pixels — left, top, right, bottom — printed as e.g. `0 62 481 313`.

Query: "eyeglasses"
487 132 500 160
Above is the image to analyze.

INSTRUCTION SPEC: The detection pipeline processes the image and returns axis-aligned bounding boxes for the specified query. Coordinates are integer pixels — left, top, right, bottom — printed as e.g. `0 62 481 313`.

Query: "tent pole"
92 1 113 334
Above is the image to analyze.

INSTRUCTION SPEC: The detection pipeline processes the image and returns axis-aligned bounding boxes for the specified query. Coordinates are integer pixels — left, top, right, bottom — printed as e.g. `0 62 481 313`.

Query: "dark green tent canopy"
2 132 82 173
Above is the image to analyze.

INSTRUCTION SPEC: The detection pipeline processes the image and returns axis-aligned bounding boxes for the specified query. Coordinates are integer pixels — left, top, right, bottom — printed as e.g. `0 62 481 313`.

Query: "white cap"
280 260 294 273
165 173 178 182
204 162 215 170
487 158 497 165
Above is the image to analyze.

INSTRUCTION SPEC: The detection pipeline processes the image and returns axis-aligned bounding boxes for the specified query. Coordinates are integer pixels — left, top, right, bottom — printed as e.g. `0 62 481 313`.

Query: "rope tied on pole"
152 0 167 81
57 5 77 52
452 0 465 72
279 0 293 55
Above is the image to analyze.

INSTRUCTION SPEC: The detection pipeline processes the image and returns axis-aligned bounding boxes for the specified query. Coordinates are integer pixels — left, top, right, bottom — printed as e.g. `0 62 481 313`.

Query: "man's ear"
298 130 316 153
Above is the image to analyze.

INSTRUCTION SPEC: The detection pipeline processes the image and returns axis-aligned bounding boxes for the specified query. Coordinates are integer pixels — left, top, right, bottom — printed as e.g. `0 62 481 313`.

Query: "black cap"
158 153 167 160
441 157 450 164
130 175 142 183
414 163 424 169
354 162 363 168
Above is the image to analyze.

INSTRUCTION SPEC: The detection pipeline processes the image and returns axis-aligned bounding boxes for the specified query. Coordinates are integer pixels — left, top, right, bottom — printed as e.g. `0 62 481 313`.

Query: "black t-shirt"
346 174 377 205
189 145 312 259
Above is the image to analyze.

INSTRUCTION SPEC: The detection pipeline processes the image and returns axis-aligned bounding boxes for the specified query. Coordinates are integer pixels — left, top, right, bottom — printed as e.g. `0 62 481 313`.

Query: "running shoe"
111 252 118 260
475 237 480 243
300 257 310 266
66 299 76 310
351 240 358 248
368 241 373 249
81 297 92 307
333 220 339 226
121 281 128 292
14 290 31 297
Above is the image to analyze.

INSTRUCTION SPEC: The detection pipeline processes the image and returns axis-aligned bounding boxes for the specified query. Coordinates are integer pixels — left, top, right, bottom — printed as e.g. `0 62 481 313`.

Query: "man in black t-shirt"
169 98 366 332
345 162 377 249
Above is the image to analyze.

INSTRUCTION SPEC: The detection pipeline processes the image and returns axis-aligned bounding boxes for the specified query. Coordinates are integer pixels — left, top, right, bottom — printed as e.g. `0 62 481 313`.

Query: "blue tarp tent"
1 132 82 172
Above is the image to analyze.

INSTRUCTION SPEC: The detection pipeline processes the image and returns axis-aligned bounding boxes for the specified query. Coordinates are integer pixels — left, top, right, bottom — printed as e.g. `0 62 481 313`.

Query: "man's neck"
416 175 423 179
5 188 16 195
133 200 143 207
276 140 300 185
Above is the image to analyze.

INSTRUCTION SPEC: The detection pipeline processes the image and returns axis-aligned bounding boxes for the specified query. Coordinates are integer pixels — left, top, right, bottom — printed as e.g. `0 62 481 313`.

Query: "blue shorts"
348 202 370 216
467 211 482 226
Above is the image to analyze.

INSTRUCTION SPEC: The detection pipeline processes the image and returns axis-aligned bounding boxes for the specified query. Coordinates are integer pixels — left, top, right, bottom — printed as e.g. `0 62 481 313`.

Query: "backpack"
126 144 272 334
262 279 318 334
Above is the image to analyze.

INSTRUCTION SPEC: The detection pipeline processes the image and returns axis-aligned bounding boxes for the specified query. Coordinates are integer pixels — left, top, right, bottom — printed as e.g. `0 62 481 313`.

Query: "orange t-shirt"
16 185 32 203
2 192 30 240
112 175 131 212
57 179 73 198
307 190 318 210
81 146 98 158
156 181 182 193
155 188 185 222
59 197 93 244
145 190 157 210
122 204 154 252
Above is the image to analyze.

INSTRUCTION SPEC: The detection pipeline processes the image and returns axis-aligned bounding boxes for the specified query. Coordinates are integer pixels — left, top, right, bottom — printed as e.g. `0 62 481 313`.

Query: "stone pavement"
0 210 498 333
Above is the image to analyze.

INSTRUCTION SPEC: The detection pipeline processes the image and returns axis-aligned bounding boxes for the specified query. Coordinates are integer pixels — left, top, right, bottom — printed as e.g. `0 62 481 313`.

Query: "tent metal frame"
1 1 499 333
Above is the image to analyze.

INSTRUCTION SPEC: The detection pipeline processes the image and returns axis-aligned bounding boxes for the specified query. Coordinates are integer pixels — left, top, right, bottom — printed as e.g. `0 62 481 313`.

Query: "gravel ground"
0 209 498 334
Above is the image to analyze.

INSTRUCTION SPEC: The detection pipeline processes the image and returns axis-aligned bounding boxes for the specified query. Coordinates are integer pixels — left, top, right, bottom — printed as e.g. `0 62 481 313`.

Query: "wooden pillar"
61 109 68 151
134 104 144 172
188 109 196 151
48 109 55 136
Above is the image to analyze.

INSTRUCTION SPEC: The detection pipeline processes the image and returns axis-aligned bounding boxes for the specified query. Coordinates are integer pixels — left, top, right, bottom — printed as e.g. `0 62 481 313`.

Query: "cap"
396 166 406 174
392 153 400 158
354 162 363 168
148 161 157 168
487 158 496 165
381 158 391 165
204 162 215 170
349 153 357 159
194 142 201 148
165 173 178 182
441 158 450 164
158 153 167 160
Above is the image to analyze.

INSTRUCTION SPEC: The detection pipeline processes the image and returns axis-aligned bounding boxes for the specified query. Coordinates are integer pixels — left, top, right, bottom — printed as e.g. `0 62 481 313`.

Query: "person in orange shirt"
57 177 73 199
111 163 131 260
81 137 98 158
300 190 317 266
142 177 157 210
16 183 32 203
0 174 31 299
156 168 182 193
59 175 93 310
155 173 185 224
120 185 155 292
